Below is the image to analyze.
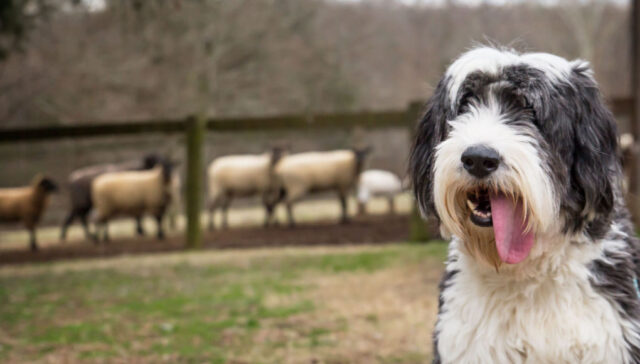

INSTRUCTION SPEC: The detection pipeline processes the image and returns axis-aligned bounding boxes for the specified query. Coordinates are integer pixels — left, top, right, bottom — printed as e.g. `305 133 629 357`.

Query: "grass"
0 242 446 363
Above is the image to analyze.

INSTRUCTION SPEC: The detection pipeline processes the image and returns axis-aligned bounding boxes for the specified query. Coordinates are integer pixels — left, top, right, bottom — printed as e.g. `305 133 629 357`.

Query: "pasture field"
0 242 446 363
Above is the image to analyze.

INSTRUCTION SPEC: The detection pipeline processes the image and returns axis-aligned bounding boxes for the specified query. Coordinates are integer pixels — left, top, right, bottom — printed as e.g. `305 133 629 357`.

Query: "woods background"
0 0 631 128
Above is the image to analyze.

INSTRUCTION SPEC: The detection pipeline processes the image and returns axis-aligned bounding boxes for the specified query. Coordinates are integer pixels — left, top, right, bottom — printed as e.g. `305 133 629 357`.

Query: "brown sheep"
0 175 58 251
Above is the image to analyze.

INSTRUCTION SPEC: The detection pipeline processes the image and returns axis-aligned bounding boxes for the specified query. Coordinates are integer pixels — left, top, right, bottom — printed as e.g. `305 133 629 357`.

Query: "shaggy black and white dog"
410 46 640 363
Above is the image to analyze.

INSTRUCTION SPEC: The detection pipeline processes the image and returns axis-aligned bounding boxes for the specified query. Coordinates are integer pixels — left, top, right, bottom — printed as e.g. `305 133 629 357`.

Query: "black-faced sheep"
91 158 174 241
60 155 162 242
357 169 404 215
0 175 58 251
274 148 370 226
207 147 286 230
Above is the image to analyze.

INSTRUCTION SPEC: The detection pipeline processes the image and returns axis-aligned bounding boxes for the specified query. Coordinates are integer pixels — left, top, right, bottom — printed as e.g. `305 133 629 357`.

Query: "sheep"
91 158 174 241
207 147 286 230
59 154 162 242
356 169 404 215
0 175 58 251
273 148 371 226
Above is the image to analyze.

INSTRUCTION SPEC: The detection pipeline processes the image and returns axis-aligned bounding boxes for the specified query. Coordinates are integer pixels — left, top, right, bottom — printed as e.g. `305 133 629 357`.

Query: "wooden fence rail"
0 98 632 247
0 102 422 248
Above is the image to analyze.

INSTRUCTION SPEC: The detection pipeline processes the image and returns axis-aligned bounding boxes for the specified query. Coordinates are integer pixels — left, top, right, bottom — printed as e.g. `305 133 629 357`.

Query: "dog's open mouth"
464 187 535 264
466 188 492 227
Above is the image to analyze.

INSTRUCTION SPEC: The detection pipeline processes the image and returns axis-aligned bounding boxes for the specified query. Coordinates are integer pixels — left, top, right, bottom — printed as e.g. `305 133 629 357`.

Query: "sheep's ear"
352 146 372 160
143 154 160 169
269 146 287 165
38 177 59 193
31 173 45 186
409 77 450 218
270 143 291 153
563 66 618 237
359 146 373 156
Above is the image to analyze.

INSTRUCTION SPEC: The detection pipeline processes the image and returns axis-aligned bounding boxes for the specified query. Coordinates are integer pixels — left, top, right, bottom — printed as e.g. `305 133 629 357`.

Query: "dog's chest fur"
436 240 629 364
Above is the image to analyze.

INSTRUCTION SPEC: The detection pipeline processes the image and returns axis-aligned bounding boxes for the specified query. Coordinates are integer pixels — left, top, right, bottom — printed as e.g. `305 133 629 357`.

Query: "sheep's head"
34 176 58 193
352 146 373 175
142 154 163 170
269 145 290 167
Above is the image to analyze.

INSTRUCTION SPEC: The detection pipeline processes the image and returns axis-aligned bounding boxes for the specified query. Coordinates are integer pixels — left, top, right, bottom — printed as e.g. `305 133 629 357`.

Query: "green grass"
0 242 446 363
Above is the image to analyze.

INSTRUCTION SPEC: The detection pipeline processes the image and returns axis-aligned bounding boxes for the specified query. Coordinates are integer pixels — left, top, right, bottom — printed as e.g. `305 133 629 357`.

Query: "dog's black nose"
461 145 500 178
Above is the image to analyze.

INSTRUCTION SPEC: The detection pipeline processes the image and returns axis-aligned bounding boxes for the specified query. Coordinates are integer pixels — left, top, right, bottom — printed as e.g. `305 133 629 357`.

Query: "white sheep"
357 169 404 215
207 148 286 230
91 160 174 241
274 148 370 226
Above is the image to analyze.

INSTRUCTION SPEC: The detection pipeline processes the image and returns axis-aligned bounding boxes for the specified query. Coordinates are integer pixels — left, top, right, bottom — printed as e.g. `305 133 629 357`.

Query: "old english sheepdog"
410 47 640 363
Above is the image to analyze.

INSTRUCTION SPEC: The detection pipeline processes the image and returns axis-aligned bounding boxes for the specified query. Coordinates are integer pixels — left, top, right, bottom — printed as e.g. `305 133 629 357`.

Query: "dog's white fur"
438 232 636 364
433 96 557 241
423 47 640 364
446 47 589 105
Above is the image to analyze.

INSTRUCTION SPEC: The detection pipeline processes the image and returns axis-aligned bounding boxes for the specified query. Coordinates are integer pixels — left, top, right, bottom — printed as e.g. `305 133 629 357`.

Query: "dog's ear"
410 78 450 218
565 65 618 236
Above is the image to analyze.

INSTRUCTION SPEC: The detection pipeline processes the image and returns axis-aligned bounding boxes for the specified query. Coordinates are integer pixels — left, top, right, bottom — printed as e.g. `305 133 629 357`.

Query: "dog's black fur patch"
409 49 640 363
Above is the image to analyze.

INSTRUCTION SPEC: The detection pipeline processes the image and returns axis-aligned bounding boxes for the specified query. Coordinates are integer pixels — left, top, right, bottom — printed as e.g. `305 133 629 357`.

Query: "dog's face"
410 47 620 267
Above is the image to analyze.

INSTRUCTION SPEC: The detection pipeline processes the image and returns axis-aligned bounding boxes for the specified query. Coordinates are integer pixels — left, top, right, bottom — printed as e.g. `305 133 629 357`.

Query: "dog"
409 46 640 363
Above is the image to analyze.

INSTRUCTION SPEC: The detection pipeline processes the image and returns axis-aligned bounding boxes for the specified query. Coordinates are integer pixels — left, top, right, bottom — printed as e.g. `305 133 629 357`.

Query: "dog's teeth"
467 200 477 211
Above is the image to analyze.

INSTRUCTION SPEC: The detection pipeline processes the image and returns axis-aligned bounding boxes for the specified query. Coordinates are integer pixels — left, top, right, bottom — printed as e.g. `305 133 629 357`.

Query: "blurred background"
0 0 636 362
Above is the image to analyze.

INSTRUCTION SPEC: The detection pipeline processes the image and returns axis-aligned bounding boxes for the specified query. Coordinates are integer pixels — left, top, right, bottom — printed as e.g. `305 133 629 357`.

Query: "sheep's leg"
80 214 97 243
286 202 295 227
102 223 110 243
29 228 38 252
60 210 76 241
262 194 277 228
135 216 145 236
339 192 349 224
263 204 274 227
208 199 218 231
221 195 232 229
357 201 366 216
388 197 395 215
155 213 165 240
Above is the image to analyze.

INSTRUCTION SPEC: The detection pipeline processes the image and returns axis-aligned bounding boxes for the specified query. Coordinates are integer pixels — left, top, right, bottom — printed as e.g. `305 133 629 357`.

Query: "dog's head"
410 47 621 268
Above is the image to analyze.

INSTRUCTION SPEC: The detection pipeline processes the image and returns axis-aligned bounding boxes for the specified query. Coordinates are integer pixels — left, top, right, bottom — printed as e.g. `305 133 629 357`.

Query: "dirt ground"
0 215 410 266
0 243 446 363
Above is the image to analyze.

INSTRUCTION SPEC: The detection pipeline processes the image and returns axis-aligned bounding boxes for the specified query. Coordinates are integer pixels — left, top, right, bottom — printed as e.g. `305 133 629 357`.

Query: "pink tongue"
490 193 535 264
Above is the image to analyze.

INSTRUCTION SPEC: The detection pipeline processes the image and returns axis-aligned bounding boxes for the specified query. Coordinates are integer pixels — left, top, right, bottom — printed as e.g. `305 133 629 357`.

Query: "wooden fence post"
185 115 205 249
406 101 434 242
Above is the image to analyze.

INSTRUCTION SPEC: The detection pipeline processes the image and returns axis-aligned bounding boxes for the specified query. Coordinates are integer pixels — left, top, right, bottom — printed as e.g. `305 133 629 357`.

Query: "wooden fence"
0 102 423 248
0 98 632 248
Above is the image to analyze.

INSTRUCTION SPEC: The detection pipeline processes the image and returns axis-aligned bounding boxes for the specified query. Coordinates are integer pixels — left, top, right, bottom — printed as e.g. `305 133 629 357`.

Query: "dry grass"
246 264 441 363
0 242 446 363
